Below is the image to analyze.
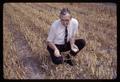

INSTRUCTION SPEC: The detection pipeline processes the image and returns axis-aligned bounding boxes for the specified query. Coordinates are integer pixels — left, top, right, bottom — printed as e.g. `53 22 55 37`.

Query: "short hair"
60 8 71 15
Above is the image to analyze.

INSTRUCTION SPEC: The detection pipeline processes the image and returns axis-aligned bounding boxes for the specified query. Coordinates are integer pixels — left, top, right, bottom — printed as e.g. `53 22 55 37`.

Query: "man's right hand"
54 49 61 57
47 41 61 57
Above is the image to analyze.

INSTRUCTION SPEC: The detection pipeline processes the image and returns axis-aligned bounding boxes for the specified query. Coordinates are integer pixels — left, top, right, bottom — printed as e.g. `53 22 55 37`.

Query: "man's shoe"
65 54 71 59
64 57 76 66
63 53 76 66
70 50 77 56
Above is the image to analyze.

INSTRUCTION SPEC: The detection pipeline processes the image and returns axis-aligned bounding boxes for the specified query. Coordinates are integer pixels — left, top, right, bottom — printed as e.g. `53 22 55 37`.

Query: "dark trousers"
47 39 86 65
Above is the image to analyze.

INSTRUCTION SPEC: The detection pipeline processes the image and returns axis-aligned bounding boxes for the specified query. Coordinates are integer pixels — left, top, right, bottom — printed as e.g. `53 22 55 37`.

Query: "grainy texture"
3 3 117 79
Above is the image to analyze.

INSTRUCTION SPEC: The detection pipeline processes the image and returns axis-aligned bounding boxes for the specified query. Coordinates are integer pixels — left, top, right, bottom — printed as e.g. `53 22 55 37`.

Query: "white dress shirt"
47 18 79 45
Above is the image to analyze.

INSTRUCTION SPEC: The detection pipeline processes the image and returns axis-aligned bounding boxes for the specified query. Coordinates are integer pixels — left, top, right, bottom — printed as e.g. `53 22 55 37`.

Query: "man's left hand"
71 44 79 52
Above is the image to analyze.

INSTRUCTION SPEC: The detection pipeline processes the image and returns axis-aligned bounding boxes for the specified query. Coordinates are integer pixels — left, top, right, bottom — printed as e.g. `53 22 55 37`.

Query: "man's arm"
47 41 61 57
47 24 61 57
70 26 79 46
70 32 79 52
70 22 79 52
47 41 58 51
70 36 75 47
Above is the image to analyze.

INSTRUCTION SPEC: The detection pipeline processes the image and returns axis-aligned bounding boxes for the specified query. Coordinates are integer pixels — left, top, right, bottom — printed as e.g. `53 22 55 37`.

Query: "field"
3 3 117 79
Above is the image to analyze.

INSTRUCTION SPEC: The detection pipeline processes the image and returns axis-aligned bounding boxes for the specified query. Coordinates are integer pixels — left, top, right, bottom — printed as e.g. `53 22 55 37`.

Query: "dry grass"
3 3 117 79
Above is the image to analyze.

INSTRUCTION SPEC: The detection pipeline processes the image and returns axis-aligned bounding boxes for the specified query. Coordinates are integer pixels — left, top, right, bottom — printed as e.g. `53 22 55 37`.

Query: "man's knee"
80 39 86 47
76 39 86 49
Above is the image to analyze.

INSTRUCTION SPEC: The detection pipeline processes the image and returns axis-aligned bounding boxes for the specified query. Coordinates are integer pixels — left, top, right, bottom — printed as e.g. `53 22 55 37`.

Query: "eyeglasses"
61 19 70 22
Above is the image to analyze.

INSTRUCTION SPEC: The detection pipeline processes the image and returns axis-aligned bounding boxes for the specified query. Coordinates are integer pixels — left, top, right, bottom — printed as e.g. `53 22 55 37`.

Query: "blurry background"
3 3 117 79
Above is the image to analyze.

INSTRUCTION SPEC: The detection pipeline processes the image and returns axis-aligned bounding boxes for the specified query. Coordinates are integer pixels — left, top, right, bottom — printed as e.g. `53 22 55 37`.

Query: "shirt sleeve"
47 24 55 43
73 19 79 37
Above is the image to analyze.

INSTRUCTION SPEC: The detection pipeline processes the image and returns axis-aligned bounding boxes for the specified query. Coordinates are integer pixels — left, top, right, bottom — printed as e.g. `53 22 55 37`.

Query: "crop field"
3 3 117 79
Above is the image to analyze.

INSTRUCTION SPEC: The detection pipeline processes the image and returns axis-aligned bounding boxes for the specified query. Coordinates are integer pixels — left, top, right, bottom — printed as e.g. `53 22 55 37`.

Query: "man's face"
60 13 71 27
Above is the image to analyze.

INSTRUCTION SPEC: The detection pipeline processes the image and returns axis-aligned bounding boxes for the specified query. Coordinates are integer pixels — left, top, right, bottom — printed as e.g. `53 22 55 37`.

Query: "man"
47 8 86 66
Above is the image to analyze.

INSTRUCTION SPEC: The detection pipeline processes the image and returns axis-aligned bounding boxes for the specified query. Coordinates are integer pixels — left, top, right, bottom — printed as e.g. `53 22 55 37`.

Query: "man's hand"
71 44 79 52
70 37 79 53
47 41 61 57
54 49 61 57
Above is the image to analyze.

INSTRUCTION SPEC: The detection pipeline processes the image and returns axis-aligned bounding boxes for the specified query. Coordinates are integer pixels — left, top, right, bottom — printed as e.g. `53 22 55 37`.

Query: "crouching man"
47 8 86 66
